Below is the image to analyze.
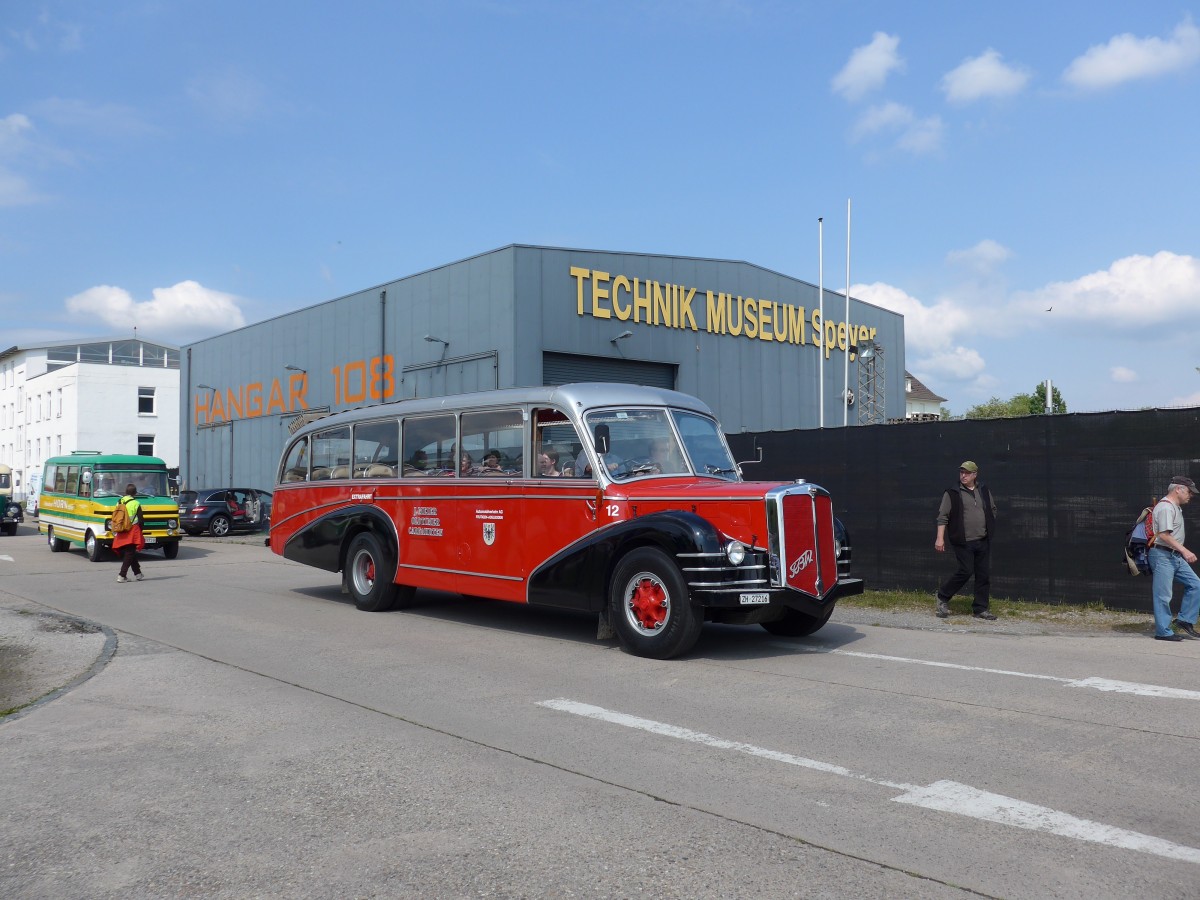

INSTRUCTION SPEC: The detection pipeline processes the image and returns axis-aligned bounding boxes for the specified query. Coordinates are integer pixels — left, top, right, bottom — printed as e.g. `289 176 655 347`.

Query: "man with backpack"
113 482 146 583
1148 475 1200 641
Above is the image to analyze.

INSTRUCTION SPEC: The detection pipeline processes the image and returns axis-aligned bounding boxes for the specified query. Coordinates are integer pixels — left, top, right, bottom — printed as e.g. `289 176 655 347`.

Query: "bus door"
454 408 526 601
398 414 459 595
524 409 598 567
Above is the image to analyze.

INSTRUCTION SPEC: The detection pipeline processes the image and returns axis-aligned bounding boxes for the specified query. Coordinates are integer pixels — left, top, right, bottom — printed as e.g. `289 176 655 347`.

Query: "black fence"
726 408 1200 612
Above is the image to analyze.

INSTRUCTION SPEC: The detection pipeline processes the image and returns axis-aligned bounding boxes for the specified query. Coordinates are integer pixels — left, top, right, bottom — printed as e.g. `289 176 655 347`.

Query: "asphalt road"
1 529 1198 899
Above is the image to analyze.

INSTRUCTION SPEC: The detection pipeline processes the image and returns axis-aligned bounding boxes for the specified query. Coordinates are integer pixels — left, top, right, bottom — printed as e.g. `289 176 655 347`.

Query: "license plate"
739 592 770 605
143 536 156 545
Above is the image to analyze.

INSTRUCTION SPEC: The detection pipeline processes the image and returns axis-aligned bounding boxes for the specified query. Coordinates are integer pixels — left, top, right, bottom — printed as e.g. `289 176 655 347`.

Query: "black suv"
179 488 272 537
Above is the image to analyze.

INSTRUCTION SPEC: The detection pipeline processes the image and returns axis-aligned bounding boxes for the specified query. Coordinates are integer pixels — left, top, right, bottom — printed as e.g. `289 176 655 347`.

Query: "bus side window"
79 468 92 498
312 426 351 480
281 437 309 483
354 419 399 478
65 466 80 495
461 409 523 476
533 408 585 478
403 414 456 477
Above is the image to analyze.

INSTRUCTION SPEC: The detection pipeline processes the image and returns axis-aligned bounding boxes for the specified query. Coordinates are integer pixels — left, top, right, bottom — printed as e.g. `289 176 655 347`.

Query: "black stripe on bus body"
281 505 401 575
526 510 726 614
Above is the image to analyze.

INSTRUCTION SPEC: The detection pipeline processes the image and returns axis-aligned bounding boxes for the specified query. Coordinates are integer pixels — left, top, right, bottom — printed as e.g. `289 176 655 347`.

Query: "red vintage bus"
269 383 862 658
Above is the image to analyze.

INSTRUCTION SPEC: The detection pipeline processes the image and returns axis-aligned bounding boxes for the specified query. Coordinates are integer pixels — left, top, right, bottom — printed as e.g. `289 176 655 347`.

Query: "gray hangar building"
180 244 905 490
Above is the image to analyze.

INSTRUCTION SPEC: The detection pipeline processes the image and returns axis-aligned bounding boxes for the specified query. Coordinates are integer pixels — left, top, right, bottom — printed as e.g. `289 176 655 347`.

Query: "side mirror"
593 423 610 455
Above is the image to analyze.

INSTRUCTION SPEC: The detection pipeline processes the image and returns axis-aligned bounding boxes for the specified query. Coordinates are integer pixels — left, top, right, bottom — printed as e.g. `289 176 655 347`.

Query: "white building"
904 371 947 421
0 336 180 503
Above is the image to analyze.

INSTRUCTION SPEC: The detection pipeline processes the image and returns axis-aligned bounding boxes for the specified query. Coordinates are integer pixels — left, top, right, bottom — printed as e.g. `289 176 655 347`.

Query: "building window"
138 434 155 456
138 387 156 415
57 436 62 455
56 388 62 417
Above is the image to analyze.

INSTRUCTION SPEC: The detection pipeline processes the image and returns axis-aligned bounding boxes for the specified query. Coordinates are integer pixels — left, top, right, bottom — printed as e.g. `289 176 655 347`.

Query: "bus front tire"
609 547 703 659
85 531 105 562
346 532 405 612
761 605 834 637
162 541 180 559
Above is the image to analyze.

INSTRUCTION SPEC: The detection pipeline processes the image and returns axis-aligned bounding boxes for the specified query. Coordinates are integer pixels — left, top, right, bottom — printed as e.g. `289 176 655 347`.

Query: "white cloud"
33 97 156 139
1111 366 1138 383
832 32 904 101
916 345 987 381
895 115 943 154
0 168 39 206
1167 390 1200 408
187 66 269 122
941 49 1032 103
946 239 1012 273
854 282 968 355
850 103 943 155
65 281 247 342
1063 18 1200 90
0 113 43 206
850 102 913 140
1013 251 1200 328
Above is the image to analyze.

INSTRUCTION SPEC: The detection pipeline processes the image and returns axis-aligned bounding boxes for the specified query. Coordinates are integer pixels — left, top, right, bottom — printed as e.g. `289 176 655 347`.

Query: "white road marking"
771 644 1200 701
894 781 1200 864
1066 677 1200 700
538 698 1200 865
0 554 13 562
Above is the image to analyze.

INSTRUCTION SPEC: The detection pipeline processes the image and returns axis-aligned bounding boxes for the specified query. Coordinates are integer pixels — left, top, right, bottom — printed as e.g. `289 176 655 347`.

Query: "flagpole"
843 198 852 427
818 217 824 429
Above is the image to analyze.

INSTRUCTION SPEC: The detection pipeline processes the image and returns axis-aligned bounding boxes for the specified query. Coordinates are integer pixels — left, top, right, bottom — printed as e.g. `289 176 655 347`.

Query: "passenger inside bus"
537 449 561 477
648 437 687 475
480 449 504 474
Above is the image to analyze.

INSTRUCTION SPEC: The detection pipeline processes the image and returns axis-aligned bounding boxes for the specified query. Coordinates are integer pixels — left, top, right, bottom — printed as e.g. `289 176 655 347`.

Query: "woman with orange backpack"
113 483 146 583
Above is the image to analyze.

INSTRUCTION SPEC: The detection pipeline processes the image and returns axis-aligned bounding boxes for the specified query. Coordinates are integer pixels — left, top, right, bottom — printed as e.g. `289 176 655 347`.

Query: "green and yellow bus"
0 463 18 536
38 452 182 561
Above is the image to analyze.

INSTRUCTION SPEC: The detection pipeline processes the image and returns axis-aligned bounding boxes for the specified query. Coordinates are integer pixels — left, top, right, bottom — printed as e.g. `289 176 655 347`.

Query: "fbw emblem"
788 549 814 578
483 522 496 546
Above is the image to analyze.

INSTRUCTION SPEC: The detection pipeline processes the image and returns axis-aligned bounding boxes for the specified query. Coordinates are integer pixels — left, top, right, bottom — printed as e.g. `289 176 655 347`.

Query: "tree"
1031 382 1067 414
964 384 1067 419
965 395 1034 419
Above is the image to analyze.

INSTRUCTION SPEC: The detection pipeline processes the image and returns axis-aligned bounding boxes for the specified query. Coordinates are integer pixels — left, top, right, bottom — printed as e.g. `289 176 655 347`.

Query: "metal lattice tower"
856 340 886 425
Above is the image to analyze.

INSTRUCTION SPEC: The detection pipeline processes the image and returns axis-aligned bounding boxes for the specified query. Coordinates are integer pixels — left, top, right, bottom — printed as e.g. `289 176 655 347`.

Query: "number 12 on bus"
269 383 862 659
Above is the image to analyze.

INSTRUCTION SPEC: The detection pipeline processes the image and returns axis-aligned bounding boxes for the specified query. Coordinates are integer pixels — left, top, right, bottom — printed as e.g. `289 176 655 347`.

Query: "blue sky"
3 1 1198 414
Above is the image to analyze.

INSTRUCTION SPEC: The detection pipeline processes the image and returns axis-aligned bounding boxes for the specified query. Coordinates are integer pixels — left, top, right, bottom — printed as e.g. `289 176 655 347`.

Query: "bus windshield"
583 407 739 481
95 469 169 498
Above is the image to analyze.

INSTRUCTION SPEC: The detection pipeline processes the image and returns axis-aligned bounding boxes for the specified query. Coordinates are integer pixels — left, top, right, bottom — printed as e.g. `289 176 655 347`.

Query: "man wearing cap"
1148 476 1200 641
934 461 998 620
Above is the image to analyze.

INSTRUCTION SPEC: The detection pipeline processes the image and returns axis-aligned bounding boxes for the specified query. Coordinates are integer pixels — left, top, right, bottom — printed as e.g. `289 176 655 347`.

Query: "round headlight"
104 518 113 533
168 518 178 529
725 540 746 566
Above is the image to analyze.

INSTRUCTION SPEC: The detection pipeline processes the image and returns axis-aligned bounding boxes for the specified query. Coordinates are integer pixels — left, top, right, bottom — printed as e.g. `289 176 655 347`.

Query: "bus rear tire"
346 532 402 612
609 547 703 659
47 527 69 552
761 605 834 637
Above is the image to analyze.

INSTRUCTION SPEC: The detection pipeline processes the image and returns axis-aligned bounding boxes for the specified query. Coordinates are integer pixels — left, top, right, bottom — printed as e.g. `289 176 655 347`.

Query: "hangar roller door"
542 352 676 389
